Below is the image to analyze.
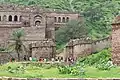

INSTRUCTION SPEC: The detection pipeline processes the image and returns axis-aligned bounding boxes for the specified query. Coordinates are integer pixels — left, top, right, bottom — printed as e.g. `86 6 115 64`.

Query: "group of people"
28 56 64 62
9 54 76 66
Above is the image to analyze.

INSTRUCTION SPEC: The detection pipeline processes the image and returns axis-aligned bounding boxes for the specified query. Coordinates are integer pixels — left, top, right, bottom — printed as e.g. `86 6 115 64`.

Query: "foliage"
78 48 111 66
55 20 88 49
1 62 120 78
0 47 6 51
57 65 71 74
0 62 25 73
77 48 114 70
7 65 25 74
96 61 114 70
57 63 86 76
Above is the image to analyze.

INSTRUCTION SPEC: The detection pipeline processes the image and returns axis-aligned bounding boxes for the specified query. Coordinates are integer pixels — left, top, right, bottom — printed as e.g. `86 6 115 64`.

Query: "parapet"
66 36 110 47
30 39 56 48
66 37 92 47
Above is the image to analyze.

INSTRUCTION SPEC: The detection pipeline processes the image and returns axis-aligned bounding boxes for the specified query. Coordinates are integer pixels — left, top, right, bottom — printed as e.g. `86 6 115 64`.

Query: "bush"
78 48 111 66
8 65 25 74
5 63 26 74
96 61 114 70
57 65 71 74
57 64 86 76
0 47 6 51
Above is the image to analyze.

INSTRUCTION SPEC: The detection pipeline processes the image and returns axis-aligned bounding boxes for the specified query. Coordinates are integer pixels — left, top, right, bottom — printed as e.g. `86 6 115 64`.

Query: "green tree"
9 29 27 61
55 20 88 49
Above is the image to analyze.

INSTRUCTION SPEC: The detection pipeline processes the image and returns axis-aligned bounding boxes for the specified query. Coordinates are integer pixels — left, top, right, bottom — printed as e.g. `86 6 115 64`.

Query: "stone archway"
35 20 41 26
34 15 42 26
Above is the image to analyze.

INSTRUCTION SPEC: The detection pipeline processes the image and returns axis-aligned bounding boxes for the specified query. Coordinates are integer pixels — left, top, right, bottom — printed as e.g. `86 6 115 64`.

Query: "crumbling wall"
31 39 56 60
92 37 111 53
0 52 11 64
60 37 111 60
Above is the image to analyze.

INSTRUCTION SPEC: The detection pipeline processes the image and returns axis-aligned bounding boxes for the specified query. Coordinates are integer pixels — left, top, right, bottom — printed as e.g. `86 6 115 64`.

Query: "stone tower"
112 15 120 65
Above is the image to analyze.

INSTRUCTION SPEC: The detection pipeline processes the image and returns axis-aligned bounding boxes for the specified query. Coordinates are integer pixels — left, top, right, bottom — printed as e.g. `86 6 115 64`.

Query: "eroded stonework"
112 16 120 65
0 4 81 60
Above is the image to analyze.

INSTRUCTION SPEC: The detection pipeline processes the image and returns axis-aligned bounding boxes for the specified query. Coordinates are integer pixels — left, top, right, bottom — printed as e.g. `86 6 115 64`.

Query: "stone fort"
0 4 112 63
0 4 82 61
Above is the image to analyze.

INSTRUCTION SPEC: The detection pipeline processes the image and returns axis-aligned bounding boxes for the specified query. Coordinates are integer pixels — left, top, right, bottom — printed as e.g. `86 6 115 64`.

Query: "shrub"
57 64 86 76
78 48 111 66
57 65 71 74
7 64 26 74
96 61 114 70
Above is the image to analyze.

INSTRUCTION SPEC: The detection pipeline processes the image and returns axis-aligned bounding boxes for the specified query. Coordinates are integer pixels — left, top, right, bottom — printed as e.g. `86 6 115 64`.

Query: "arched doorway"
35 20 41 26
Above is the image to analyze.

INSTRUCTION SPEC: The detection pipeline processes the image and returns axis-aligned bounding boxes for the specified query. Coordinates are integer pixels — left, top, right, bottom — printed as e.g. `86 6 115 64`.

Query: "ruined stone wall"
31 39 56 60
92 37 111 53
0 52 11 64
0 28 19 46
61 37 111 60
73 43 92 59
112 22 120 65
0 4 81 62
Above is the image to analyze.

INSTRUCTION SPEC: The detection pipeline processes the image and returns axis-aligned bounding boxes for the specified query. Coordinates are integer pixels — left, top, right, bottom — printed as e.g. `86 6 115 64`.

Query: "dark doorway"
9 15 12 21
35 21 41 26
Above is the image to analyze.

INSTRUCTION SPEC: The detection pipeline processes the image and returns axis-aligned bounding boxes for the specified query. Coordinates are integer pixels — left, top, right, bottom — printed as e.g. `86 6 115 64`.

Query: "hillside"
1 0 119 49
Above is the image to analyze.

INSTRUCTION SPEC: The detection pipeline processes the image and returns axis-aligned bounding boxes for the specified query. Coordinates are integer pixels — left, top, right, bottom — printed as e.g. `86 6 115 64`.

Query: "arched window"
62 17 65 23
19 16 22 22
14 15 18 21
9 15 12 21
3 15 6 21
35 21 41 26
66 17 69 22
54 17 57 22
58 17 61 23
0 16 1 21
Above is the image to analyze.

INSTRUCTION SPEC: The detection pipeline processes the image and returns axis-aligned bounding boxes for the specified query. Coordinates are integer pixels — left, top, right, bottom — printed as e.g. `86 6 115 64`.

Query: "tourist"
68 56 74 66
44 58 47 62
51 58 55 62
39 57 44 62
55 57 58 62
23 55 27 61
10 57 15 62
39 57 41 62
29 56 32 61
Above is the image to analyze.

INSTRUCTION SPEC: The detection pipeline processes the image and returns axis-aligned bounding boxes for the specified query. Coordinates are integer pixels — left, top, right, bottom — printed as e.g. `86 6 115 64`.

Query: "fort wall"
59 37 111 60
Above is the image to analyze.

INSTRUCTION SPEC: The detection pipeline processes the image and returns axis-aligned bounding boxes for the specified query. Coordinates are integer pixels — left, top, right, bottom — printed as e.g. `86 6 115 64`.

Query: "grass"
0 62 120 78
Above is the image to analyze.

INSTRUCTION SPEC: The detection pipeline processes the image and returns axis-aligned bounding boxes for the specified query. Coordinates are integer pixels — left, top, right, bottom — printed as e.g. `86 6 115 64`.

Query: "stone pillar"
12 15 14 21
6 15 9 22
18 15 20 22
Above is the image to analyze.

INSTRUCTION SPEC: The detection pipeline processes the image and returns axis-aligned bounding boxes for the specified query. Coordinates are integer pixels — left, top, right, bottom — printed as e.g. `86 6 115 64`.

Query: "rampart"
58 37 111 60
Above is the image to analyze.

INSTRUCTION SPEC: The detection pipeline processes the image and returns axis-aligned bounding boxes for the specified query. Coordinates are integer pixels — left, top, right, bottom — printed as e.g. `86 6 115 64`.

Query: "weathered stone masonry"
58 37 111 61
112 15 120 65
0 4 82 60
